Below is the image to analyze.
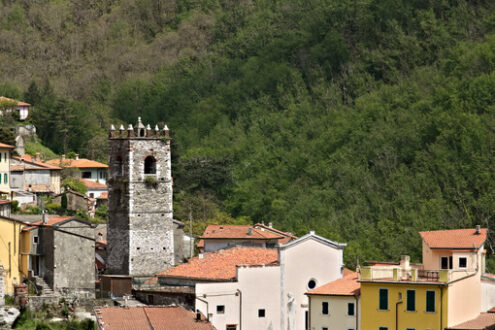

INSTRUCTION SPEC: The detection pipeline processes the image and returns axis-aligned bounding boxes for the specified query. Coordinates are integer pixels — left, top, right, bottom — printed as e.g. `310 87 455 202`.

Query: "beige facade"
0 145 12 197
195 232 346 330
309 295 359 330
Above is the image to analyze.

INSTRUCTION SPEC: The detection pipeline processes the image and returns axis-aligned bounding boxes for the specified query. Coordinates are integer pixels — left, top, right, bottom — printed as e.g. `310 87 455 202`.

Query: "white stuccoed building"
158 231 346 330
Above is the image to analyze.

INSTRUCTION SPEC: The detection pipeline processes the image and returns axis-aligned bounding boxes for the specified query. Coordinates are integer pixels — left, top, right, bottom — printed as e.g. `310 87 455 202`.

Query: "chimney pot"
35 153 41 162
42 211 48 225
248 227 253 236
61 154 65 161
268 222 272 228
198 253 203 259
75 154 79 160
476 225 481 234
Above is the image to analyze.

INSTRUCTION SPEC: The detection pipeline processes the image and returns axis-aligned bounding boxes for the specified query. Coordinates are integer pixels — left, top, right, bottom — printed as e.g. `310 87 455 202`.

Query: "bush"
62 177 88 194
11 200 19 213
4 295 14 305
45 203 62 214
144 176 158 188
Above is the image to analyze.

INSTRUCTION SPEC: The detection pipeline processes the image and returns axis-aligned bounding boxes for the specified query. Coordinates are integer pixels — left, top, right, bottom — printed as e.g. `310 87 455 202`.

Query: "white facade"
203 239 269 252
308 295 360 330
195 233 346 330
77 168 107 184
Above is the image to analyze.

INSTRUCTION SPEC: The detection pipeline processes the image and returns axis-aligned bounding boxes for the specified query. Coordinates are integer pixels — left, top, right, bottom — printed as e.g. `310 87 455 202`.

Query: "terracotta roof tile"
94 306 213 330
15 155 62 170
0 142 15 149
23 216 72 231
97 192 108 199
157 247 279 281
0 96 30 107
255 223 298 240
448 313 495 329
200 224 282 240
420 228 487 249
46 158 108 168
306 271 360 296
79 178 107 189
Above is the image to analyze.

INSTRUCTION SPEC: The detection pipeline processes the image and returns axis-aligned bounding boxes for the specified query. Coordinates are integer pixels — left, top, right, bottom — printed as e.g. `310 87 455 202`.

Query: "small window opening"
459 257 467 268
307 279 317 289
140 129 145 137
258 309 265 317
144 156 156 174
33 236 39 244
216 305 225 314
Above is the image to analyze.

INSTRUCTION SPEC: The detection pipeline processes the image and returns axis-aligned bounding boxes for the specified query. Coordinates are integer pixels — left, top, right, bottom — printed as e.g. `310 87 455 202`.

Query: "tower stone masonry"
106 117 174 276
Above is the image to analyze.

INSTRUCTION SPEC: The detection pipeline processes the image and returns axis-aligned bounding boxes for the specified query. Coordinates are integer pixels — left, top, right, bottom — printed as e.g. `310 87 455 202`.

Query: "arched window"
144 156 156 174
140 129 145 137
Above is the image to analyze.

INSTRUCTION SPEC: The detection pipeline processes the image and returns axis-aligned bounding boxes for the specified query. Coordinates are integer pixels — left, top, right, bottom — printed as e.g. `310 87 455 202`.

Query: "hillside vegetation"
1 0 495 267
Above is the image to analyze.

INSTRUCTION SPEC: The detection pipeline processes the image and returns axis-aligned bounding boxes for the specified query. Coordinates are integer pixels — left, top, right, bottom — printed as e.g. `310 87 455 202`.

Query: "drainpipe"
237 289 242 330
440 287 443 330
396 292 402 330
355 294 359 330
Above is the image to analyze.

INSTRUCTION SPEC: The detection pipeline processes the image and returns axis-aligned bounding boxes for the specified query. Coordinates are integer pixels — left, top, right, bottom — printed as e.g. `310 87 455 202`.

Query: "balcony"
360 266 476 283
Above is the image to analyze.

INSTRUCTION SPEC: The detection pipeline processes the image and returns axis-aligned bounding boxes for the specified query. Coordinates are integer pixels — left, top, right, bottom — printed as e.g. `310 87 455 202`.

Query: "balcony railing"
360 266 476 283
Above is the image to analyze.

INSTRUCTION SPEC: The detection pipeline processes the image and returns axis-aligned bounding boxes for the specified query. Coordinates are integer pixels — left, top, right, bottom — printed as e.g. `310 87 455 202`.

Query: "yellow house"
0 142 14 198
0 216 27 295
360 227 489 330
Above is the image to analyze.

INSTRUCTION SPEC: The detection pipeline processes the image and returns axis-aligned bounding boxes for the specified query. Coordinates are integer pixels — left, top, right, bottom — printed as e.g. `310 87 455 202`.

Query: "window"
406 328 415 330
226 325 237 330
216 305 225 314
406 290 416 312
322 328 328 330
139 128 145 137
89 193 94 198
441 257 448 269
144 156 156 174
82 171 92 179
379 289 388 310
459 257 467 268
0 153 2 162
33 236 39 244
449 256 453 269
348 302 355 316
3 173 7 184
307 279 317 290
322 301 329 315
379 327 388 330
426 290 435 312
258 309 265 318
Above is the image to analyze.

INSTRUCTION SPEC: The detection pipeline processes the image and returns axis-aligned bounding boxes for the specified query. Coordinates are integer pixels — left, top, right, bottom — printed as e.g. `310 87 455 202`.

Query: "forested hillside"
1 0 495 267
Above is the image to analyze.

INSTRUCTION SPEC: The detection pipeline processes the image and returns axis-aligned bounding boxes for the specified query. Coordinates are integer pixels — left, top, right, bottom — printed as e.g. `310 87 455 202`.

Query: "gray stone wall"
52 221 95 296
107 123 174 277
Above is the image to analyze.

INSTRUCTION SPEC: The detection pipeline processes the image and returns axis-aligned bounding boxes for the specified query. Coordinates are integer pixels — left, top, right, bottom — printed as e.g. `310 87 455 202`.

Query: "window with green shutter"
4 173 7 184
426 290 435 312
379 289 388 310
406 290 415 311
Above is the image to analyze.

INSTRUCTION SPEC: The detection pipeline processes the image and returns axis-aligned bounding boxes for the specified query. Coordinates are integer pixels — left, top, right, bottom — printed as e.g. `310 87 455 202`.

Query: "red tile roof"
158 247 279 281
46 158 108 168
97 192 108 199
80 178 107 189
420 228 487 249
0 96 30 107
23 216 72 231
0 142 15 149
0 199 11 205
94 306 213 330
448 313 495 329
306 270 360 296
200 224 282 240
254 223 298 241
15 155 61 170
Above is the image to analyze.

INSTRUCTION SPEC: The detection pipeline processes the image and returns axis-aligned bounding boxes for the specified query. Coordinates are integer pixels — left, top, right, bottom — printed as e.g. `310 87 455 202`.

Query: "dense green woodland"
1 0 495 268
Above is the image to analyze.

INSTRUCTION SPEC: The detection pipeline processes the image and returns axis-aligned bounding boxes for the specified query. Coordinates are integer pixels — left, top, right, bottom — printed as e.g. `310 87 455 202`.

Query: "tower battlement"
109 117 169 139
106 117 174 276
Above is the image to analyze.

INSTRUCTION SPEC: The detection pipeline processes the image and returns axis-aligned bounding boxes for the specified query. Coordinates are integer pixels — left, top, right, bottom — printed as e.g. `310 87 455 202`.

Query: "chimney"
75 154 79 160
475 225 481 235
42 211 49 225
268 222 273 228
35 153 41 162
248 227 253 236
196 310 201 321
61 154 65 161
109 124 116 138
400 255 410 270
198 253 203 260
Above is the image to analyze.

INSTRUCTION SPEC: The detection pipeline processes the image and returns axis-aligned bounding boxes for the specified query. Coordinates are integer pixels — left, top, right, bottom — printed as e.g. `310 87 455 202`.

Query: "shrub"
62 177 87 194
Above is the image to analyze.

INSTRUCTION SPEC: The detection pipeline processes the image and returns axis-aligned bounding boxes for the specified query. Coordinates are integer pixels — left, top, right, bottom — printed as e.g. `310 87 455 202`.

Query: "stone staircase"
32 276 57 297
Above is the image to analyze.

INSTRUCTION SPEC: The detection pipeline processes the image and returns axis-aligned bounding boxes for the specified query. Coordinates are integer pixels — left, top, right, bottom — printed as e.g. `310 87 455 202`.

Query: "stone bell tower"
106 117 174 276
